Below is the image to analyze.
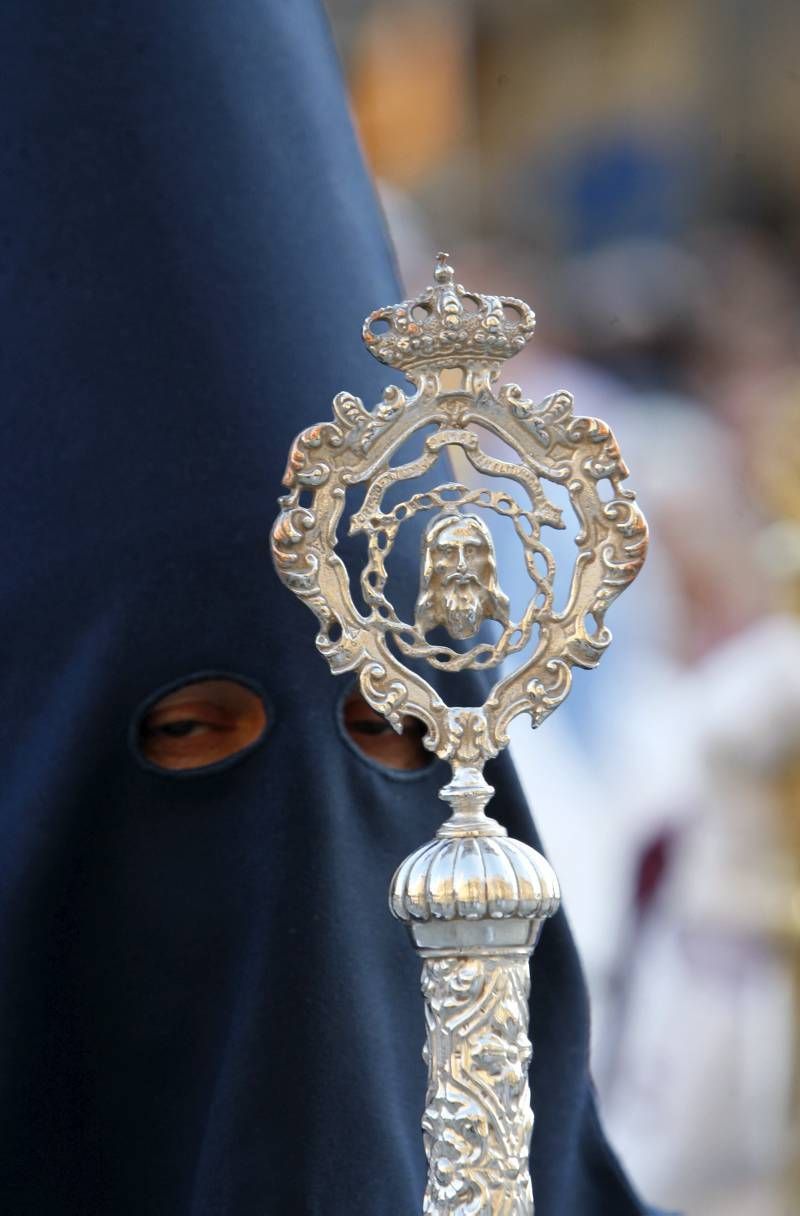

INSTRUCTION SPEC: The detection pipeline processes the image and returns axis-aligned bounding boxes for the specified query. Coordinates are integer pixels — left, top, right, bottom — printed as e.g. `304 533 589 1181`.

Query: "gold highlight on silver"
271 253 648 1214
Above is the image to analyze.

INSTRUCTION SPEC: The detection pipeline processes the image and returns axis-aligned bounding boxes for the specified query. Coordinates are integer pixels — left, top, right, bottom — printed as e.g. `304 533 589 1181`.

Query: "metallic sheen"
272 254 648 1213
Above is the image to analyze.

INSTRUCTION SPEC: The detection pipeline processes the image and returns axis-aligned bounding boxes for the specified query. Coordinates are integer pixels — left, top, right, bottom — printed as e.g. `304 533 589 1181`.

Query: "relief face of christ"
414 512 510 642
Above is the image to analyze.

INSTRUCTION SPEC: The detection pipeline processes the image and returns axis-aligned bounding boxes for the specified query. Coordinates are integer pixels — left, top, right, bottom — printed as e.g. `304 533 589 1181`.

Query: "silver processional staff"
272 253 648 1214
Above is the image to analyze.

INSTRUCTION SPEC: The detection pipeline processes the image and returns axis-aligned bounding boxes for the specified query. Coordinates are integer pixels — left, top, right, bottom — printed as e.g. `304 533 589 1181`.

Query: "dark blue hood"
0 2 650 1213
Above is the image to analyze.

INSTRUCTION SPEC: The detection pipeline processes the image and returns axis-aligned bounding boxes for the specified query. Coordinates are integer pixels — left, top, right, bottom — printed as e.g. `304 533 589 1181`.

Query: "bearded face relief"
414 512 510 642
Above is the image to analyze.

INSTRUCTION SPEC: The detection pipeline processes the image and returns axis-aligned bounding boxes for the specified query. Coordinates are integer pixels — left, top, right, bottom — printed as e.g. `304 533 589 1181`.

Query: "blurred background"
325 2 800 1213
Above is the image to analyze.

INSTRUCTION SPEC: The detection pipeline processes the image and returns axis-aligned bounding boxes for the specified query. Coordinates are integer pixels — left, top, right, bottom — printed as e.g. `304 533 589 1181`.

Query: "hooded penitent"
0 3 653 1214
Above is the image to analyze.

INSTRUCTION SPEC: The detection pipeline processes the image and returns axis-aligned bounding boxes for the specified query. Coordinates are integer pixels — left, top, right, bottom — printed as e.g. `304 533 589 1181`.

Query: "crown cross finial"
362 252 536 374
434 252 454 283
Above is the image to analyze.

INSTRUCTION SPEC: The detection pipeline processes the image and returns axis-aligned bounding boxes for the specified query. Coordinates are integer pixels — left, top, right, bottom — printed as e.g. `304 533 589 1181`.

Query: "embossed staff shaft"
390 769 559 1215
272 254 648 1214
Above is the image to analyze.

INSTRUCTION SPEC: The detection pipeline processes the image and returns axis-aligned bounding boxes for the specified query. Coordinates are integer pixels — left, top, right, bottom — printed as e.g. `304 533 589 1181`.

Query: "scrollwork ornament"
271 254 648 1213
272 254 647 780
421 957 534 1216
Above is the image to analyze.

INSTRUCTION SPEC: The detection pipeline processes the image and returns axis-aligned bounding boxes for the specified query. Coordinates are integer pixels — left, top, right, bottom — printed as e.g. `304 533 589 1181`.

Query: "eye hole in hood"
131 673 269 776
339 684 433 775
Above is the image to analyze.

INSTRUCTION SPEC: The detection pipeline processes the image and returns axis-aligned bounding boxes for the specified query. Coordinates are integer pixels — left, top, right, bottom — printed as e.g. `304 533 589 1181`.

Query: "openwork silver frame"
272 361 646 790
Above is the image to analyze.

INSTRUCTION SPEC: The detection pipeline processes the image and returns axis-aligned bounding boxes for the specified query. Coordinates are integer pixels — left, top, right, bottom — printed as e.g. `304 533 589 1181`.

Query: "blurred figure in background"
327 0 800 1210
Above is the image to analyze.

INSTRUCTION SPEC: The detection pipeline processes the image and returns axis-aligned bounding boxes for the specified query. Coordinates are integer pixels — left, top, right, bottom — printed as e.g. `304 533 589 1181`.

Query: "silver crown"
363 252 536 372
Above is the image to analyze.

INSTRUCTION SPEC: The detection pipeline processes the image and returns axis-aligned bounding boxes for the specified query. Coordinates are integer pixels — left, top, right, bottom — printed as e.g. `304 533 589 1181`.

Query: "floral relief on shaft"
421 957 534 1216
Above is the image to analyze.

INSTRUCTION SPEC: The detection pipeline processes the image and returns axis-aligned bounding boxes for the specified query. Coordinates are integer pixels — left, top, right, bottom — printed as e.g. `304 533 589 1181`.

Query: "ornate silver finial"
271 256 648 1214
433 250 454 282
